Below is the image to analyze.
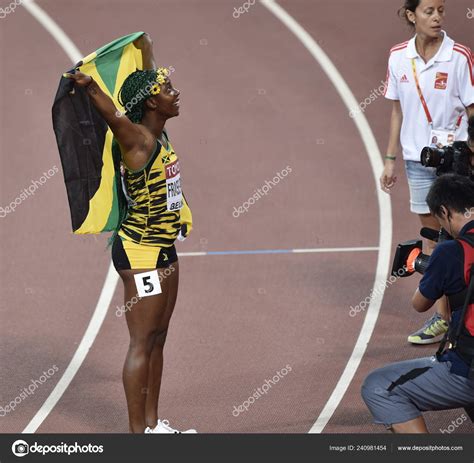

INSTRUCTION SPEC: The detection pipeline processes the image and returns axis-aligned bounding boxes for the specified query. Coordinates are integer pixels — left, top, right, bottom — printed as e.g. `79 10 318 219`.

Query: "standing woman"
64 34 196 434
380 0 474 344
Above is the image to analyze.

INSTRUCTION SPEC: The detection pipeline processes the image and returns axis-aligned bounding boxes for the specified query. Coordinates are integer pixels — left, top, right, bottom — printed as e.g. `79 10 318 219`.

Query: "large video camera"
391 228 451 278
421 141 472 178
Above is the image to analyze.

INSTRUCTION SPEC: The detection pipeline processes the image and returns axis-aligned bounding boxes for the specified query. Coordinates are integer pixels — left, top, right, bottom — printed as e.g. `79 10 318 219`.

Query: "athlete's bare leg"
119 262 178 433
145 262 179 429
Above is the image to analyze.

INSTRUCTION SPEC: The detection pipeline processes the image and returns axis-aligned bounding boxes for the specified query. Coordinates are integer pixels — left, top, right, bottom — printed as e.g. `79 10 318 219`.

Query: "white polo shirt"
384 31 474 162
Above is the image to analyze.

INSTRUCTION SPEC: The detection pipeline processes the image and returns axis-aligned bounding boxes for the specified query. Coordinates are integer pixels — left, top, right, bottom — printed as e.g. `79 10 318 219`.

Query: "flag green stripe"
95 32 144 58
95 47 124 96
103 175 120 232
55 32 145 235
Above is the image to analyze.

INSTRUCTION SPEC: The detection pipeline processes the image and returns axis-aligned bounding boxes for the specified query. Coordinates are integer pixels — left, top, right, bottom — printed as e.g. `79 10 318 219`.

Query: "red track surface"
0 0 472 434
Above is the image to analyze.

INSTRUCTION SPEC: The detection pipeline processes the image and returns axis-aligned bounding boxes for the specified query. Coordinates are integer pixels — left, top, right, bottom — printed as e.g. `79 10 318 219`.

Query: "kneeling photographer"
362 173 474 433
401 116 474 344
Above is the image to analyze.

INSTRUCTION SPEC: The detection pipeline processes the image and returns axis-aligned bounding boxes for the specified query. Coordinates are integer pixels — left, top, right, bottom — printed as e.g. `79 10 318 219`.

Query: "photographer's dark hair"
427 174 474 217
398 0 421 28
468 115 474 144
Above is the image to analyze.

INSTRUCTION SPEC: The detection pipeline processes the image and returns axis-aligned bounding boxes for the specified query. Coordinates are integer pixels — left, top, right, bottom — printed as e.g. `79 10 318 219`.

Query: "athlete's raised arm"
63 71 154 158
133 32 156 70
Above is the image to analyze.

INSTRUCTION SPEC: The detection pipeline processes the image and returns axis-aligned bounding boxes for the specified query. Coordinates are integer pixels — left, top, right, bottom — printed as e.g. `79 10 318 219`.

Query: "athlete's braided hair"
118 70 158 123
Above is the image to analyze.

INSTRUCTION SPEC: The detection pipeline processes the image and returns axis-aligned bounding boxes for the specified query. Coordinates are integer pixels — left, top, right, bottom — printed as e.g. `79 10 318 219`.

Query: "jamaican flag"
52 32 144 234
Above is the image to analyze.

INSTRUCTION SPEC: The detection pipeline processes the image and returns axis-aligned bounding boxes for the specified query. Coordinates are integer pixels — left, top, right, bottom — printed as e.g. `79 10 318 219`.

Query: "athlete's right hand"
380 161 397 193
63 70 92 87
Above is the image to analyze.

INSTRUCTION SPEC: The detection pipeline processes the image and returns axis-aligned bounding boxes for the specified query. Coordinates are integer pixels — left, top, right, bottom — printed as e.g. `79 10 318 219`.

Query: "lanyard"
411 58 433 124
410 58 463 129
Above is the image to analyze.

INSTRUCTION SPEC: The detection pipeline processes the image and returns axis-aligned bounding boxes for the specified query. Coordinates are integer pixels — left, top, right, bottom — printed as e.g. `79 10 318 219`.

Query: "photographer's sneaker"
145 419 197 434
407 313 448 345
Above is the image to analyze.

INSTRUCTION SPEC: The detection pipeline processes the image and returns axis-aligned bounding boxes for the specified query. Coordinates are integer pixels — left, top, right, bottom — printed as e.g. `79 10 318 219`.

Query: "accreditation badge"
428 128 456 148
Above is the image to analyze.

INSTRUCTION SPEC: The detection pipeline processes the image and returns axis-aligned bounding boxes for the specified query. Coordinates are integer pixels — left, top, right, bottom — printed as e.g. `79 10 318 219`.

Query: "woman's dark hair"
426 174 474 217
468 115 474 144
398 0 421 27
118 70 157 123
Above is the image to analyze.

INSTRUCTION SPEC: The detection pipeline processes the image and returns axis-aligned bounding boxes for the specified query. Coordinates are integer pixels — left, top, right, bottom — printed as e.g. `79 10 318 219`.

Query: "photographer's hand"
380 160 397 193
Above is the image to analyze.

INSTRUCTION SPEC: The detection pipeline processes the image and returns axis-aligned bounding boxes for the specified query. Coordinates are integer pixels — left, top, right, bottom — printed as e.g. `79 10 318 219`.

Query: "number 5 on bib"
134 270 162 297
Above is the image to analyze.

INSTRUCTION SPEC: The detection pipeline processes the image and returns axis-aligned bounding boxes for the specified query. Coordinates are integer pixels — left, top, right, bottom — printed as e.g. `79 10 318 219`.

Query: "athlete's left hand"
133 33 156 70
134 33 153 50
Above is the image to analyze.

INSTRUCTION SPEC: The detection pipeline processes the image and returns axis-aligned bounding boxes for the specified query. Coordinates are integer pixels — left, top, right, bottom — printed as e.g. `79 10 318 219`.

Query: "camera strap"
410 59 463 129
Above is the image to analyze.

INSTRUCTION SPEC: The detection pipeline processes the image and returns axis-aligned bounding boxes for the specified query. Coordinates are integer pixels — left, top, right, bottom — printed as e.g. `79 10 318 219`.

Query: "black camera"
391 239 429 277
421 141 472 177
391 228 452 277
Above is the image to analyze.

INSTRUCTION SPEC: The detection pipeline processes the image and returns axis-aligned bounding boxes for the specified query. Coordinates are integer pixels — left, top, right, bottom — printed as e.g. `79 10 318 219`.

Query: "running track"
0 0 473 434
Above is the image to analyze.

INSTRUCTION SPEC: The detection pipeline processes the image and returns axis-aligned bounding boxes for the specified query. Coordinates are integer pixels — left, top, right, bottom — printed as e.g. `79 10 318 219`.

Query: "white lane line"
178 251 208 257
292 247 378 254
22 0 82 63
23 264 118 433
178 247 379 257
260 0 392 433
21 0 391 435
21 0 119 433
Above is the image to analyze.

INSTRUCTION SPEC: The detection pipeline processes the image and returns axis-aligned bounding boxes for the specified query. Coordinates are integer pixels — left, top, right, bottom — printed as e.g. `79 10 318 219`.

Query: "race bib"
134 270 162 298
165 160 183 212
429 128 456 148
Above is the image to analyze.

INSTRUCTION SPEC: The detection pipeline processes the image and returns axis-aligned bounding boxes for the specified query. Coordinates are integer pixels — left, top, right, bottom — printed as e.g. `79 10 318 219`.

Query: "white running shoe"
146 419 197 434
